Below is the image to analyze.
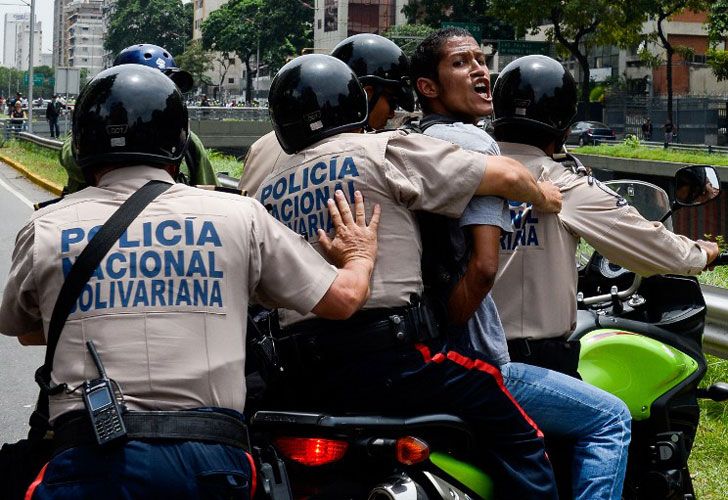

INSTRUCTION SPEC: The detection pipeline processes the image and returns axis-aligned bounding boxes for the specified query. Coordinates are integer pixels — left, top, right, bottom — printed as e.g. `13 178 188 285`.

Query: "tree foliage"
403 0 514 40
490 0 645 120
707 0 728 81
104 0 192 57
201 0 312 102
175 40 213 89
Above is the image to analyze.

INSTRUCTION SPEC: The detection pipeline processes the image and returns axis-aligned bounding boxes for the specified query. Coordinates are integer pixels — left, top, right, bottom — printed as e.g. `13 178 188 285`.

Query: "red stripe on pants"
25 463 48 500
415 343 544 439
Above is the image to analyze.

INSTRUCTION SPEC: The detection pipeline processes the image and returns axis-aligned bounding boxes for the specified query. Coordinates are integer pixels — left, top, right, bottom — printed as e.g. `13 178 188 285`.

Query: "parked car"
567 121 617 146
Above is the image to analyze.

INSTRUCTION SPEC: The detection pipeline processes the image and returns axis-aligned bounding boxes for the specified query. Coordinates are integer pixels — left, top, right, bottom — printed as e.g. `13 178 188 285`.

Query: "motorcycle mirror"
660 166 721 224
674 165 721 207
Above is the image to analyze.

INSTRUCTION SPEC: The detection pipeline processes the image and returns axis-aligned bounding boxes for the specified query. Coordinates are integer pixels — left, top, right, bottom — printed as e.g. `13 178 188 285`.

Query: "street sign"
498 40 551 56
54 67 81 95
441 21 482 41
22 74 45 86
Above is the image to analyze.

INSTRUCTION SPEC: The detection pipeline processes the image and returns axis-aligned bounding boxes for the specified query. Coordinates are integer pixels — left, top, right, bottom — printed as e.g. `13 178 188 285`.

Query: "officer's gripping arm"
313 190 381 320
447 224 502 325
477 156 562 214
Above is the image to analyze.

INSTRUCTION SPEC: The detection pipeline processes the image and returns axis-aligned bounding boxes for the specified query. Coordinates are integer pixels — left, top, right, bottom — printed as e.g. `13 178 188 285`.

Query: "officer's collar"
96 165 175 189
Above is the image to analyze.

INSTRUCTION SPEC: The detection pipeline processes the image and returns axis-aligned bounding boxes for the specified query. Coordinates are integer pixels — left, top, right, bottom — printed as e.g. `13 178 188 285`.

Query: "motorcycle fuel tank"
578 329 698 420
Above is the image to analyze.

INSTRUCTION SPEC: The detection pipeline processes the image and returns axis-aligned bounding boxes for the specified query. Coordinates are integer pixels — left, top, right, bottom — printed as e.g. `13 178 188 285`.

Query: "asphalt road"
0 161 50 442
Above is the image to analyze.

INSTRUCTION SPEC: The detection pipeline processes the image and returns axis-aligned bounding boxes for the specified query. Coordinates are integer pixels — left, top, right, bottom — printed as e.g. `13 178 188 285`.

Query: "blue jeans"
29 440 253 499
501 362 631 500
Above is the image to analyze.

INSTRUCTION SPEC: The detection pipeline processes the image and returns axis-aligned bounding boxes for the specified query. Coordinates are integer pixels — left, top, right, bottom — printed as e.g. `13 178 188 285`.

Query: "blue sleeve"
460 196 513 233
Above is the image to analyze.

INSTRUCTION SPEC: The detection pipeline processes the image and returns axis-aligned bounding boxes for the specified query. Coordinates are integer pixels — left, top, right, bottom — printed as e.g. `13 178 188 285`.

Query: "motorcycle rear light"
274 436 349 467
395 436 430 465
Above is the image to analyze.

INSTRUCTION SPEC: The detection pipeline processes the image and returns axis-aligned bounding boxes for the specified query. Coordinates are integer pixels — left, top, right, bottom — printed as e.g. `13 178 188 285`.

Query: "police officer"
256 54 563 499
60 44 218 193
411 29 631 500
238 33 414 195
0 64 378 499
487 55 718 376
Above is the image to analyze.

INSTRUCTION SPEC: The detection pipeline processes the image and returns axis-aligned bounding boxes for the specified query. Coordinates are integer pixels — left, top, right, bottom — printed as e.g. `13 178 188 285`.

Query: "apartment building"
314 0 409 53
53 0 105 76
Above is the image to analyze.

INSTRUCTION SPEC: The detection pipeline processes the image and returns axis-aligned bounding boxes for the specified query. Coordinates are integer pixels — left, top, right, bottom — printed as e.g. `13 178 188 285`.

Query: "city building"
15 19 43 71
53 0 104 77
314 0 409 53
192 0 247 101
3 13 43 70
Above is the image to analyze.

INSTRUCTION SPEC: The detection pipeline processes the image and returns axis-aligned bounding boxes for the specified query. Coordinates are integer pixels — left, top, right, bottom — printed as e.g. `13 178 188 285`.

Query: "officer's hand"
533 181 562 214
318 190 381 268
697 239 720 270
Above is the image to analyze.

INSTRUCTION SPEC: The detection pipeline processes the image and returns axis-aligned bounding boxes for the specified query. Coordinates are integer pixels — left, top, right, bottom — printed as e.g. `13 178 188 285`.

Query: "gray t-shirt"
424 120 513 365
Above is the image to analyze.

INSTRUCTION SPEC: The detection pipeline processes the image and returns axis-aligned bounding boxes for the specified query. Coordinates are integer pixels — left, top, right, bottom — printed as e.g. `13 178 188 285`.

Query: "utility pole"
27 0 36 133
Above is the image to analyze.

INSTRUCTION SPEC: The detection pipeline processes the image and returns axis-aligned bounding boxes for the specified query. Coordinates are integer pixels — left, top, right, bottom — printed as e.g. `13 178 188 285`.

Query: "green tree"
403 1 515 40
491 0 644 120
201 0 312 103
175 40 213 89
707 0 728 81
104 0 193 57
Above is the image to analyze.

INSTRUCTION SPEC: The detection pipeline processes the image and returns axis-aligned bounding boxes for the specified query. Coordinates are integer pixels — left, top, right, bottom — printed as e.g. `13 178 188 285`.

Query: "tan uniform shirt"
0 166 337 421
239 130 290 195
491 142 707 341
253 130 488 326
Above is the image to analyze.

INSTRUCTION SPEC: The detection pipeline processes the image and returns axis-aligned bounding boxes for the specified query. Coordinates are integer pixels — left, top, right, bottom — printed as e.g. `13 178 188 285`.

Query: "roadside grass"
690 354 728 499
0 139 244 185
573 144 728 166
0 140 67 187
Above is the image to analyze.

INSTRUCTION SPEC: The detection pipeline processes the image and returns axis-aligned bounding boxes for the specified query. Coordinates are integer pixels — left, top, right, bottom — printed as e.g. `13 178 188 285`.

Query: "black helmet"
73 64 189 171
331 33 415 112
268 54 368 154
492 55 577 137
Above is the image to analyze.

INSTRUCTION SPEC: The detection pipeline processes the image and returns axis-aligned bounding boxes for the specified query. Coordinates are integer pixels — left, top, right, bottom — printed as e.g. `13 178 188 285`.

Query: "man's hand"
318 190 381 269
697 239 720 269
533 180 562 214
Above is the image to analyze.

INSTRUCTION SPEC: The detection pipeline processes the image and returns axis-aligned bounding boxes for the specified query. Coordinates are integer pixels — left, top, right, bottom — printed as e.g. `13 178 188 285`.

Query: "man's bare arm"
475 156 562 213
448 225 502 325
312 190 381 320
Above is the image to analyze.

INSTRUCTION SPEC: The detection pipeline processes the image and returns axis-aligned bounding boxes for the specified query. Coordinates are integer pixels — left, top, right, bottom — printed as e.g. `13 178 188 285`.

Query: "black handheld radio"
82 340 127 445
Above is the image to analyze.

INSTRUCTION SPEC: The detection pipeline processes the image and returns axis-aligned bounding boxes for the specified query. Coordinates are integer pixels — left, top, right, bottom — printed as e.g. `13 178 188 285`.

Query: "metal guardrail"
16 131 63 151
703 285 728 359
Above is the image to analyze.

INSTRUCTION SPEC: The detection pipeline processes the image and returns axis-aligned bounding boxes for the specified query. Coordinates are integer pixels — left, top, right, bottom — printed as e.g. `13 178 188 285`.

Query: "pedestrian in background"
45 95 64 138
664 119 676 148
641 118 652 140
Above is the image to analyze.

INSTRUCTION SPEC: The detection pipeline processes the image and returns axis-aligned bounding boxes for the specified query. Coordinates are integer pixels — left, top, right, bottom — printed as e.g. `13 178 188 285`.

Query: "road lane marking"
0 174 34 209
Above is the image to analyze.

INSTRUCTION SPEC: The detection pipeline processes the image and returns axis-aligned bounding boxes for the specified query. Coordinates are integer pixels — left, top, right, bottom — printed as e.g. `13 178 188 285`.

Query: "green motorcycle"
572 165 728 499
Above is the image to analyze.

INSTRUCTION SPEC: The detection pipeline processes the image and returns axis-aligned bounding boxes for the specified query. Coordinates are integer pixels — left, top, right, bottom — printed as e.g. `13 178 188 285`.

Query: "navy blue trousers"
28 440 253 499
268 339 557 500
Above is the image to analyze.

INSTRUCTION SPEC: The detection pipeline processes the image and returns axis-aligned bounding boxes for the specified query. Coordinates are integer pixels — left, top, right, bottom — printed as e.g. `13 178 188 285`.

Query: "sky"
0 0 55 64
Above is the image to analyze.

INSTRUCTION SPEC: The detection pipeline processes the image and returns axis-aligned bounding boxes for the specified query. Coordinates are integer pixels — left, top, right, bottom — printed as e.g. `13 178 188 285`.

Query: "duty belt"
53 410 249 455
275 301 440 370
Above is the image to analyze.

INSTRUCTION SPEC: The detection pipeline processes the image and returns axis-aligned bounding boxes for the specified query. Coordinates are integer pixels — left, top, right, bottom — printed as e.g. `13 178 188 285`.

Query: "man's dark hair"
410 27 474 113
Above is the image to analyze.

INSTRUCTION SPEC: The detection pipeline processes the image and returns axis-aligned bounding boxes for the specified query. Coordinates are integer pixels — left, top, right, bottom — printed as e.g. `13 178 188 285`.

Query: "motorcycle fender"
429 452 493 499
578 329 698 420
